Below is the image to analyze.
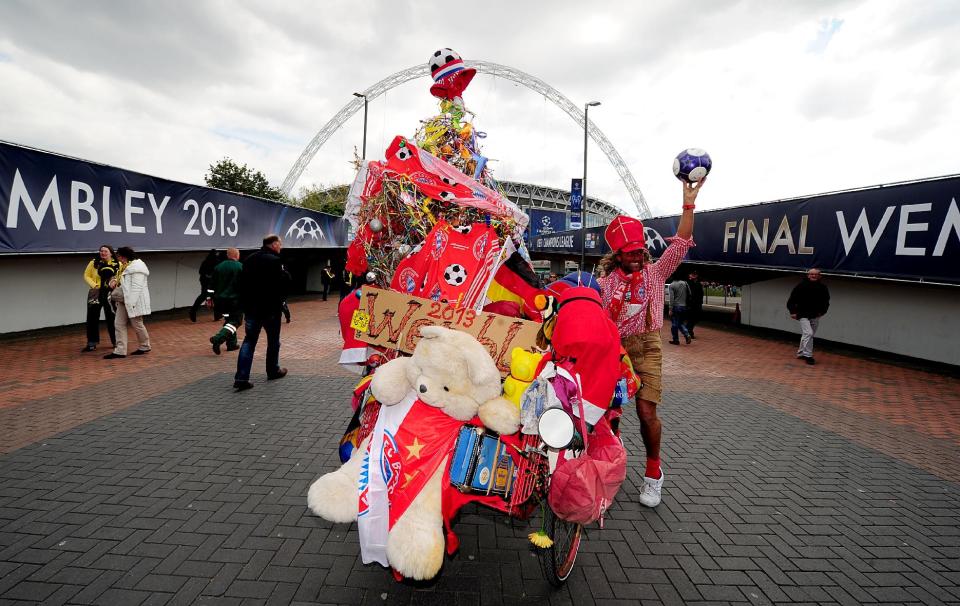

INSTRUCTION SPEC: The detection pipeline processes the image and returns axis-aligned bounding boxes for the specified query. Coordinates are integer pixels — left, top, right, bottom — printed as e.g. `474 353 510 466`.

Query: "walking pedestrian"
209 248 244 355
685 270 704 338
787 268 830 365
667 279 693 345
320 264 335 301
82 245 120 352
339 268 354 301
104 247 151 359
598 178 705 508
189 249 220 322
233 235 291 390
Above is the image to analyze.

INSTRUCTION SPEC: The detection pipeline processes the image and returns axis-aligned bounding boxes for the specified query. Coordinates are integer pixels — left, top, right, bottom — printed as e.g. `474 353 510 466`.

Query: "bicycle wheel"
539 503 583 587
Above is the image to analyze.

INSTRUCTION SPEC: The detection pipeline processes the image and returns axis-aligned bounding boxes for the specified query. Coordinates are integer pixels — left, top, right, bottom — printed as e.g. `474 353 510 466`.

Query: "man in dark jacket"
233 235 292 390
786 268 830 365
339 268 354 301
685 270 704 339
320 264 334 301
190 249 220 322
209 248 244 355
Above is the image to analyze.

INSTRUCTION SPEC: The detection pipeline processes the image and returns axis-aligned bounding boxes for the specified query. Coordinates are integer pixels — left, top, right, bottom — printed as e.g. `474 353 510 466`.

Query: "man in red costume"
598 179 705 507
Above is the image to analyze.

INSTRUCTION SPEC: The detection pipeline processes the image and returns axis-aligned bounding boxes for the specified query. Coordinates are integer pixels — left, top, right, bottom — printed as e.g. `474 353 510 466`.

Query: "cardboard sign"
354 286 541 375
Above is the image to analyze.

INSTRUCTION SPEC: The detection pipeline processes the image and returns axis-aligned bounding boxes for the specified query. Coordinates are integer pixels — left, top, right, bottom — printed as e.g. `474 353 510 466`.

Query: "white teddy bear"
307 326 520 580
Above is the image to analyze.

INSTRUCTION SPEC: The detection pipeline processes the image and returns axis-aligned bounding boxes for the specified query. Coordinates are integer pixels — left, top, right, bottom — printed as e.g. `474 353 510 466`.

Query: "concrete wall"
741 276 959 366
0 249 347 335
0 252 208 334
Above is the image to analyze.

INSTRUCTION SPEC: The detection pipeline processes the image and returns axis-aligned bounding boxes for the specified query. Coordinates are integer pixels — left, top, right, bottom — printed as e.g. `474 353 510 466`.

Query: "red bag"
547 379 627 526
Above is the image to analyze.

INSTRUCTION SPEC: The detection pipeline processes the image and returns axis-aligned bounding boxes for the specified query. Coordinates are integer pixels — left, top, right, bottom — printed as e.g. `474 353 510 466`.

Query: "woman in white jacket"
104 246 152 359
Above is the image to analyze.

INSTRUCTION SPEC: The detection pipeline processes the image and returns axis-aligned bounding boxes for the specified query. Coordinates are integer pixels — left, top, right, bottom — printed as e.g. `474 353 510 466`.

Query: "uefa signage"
528 209 568 237
0 141 347 253
569 178 582 229
530 175 960 285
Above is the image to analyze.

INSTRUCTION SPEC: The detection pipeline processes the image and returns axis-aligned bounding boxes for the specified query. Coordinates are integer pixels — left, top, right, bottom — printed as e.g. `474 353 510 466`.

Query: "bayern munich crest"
358 430 403 517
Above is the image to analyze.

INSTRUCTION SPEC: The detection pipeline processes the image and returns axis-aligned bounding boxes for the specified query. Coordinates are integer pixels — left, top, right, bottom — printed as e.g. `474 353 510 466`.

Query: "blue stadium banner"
528 209 568 237
0 141 347 254
530 176 960 285
569 178 582 229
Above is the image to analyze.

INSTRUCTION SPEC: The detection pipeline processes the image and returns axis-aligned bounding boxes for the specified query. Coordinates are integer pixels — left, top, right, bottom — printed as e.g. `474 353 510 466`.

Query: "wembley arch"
281 61 652 218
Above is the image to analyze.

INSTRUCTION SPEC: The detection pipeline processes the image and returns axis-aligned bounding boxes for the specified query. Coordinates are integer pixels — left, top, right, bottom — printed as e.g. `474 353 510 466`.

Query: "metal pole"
353 92 368 160
580 101 600 271
580 105 588 270
361 96 368 160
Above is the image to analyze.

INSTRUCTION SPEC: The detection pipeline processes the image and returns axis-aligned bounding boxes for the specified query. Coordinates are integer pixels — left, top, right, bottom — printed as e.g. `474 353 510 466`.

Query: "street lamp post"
352 92 368 159
580 101 601 271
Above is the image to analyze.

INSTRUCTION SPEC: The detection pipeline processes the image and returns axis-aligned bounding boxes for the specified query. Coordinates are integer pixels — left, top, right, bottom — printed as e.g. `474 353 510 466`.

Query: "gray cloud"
797 75 876 121
0 1 252 90
1 0 957 217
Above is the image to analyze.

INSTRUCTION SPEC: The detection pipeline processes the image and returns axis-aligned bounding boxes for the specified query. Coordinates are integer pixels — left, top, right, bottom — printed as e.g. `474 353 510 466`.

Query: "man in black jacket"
320 264 334 301
190 249 221 322
786 268 830 365
233 235 292 390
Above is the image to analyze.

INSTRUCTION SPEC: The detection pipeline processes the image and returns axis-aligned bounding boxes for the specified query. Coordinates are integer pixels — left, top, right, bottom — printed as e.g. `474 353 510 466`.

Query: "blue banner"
569 178 582 229
0 141 347 253
532 226 606 256
528 209 568 237
530 176 960 285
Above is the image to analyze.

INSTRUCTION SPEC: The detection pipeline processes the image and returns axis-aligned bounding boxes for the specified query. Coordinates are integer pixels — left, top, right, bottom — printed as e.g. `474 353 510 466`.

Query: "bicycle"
449 407 591 586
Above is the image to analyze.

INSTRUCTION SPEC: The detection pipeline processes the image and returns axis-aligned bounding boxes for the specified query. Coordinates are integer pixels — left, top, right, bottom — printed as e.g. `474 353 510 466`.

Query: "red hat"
604 215 646 253
428 48 476 100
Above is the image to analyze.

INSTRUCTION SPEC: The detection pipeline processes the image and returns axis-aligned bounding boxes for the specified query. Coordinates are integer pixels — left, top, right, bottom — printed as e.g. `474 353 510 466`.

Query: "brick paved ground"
1 298 958 605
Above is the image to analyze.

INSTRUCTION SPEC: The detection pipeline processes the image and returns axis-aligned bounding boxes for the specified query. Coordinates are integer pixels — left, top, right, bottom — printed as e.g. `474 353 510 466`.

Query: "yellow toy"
502 347 545 410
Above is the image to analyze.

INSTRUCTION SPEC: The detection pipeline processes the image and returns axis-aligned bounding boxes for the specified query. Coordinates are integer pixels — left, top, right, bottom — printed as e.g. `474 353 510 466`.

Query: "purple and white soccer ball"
672 148 712 183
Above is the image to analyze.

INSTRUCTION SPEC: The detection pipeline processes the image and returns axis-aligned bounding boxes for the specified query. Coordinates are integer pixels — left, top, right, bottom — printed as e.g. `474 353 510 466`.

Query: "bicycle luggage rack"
507 433 549 514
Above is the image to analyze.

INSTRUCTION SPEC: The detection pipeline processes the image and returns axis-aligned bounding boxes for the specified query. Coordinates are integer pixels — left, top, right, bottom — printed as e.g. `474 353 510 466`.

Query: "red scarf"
608 268 644 322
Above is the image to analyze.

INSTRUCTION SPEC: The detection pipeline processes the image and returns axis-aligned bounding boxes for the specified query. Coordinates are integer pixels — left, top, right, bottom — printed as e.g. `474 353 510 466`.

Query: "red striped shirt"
599 236 695 337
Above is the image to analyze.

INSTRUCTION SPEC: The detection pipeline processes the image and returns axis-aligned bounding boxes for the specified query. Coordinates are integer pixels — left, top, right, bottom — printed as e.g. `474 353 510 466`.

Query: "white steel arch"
281 61 651 218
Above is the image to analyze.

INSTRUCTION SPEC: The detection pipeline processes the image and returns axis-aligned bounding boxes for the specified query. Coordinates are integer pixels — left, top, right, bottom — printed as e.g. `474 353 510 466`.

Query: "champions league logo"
539 215 555 235
644 226 667 252
285 217 324 241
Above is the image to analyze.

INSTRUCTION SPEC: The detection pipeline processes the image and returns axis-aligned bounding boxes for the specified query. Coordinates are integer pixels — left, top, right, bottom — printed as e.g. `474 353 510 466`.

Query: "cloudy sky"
1 0 958 217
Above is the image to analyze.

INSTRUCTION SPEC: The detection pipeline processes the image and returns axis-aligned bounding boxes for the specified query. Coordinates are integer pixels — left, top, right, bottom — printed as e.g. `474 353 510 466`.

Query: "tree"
204 157 285 201
294 183 349 216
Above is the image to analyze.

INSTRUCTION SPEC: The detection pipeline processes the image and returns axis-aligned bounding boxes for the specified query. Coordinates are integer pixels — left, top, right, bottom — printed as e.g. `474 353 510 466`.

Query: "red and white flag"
357 394 464 567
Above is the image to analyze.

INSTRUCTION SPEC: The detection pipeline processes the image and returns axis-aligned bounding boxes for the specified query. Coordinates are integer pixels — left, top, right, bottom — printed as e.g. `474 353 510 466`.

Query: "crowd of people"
83 245 152 359
81 236 346 389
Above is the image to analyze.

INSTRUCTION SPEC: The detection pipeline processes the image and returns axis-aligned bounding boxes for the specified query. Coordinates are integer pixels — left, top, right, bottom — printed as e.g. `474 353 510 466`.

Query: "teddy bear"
307 326 520 580
501 347 545 409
